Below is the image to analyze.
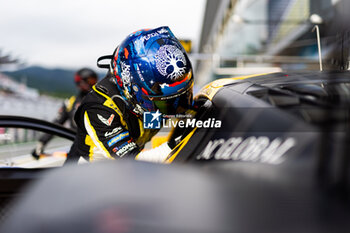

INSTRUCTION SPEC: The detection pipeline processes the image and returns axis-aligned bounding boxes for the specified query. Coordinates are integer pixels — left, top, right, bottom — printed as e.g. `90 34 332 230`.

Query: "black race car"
0 71 349 233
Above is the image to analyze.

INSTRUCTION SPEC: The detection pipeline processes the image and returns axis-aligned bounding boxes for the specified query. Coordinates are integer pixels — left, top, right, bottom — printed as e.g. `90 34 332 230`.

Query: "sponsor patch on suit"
107 131 129 147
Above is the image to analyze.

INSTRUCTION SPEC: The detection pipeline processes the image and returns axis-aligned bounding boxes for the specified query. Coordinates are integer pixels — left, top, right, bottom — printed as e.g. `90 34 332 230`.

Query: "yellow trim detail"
84 111 114 160
164 127 197 164
85 135 95 162
135 151 141 160
92 85 128 129
66 96 76 112
196 72 274 101
151 136 168 148
138 119 144 138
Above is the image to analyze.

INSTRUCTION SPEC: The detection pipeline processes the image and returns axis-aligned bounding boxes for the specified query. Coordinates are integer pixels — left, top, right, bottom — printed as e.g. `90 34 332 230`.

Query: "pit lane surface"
0 142 69 168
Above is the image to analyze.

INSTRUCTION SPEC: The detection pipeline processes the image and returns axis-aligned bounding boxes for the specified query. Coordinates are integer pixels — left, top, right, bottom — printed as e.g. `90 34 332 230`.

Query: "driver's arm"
83 107 140 160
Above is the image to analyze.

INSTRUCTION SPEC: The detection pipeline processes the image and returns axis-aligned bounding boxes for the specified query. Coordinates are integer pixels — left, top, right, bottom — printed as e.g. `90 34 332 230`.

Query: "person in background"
65 26 194 164
31 68 98 159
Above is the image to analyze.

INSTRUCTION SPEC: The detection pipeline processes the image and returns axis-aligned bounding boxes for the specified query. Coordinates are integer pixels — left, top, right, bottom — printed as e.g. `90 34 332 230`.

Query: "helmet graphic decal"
120 61 131 86
105 26 194 116
155 45 187 80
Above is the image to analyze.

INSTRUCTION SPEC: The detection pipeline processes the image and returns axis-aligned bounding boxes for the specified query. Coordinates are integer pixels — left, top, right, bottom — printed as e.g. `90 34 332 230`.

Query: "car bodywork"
0 71 350 232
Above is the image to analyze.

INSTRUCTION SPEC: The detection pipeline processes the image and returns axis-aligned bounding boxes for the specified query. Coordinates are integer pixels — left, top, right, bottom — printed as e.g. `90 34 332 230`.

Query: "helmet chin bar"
133 104 145 116
123 88 147 117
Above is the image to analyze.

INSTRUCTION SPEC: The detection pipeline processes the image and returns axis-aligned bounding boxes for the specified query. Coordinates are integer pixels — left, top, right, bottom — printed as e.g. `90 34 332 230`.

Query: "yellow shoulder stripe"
92 85 128 129
66 96 76 112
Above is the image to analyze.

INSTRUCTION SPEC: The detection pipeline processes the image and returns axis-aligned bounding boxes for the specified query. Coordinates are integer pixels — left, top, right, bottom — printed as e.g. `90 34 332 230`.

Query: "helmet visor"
147 71 193 97
151 86 193 115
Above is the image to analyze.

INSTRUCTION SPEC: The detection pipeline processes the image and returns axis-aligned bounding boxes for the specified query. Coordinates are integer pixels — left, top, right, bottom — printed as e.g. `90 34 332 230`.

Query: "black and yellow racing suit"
66 74 159 163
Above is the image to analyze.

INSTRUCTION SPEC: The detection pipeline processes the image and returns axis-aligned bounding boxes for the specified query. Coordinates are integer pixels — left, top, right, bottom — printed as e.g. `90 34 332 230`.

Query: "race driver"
65 26 194 164
31 68 98 159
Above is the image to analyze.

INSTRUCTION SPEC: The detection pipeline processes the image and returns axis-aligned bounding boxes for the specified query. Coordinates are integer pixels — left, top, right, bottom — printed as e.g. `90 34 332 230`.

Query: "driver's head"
111 26 194 116
74 68 98 93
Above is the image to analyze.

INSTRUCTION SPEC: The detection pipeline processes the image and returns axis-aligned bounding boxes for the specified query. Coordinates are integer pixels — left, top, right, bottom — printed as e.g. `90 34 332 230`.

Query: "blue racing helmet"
111 26 194 116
